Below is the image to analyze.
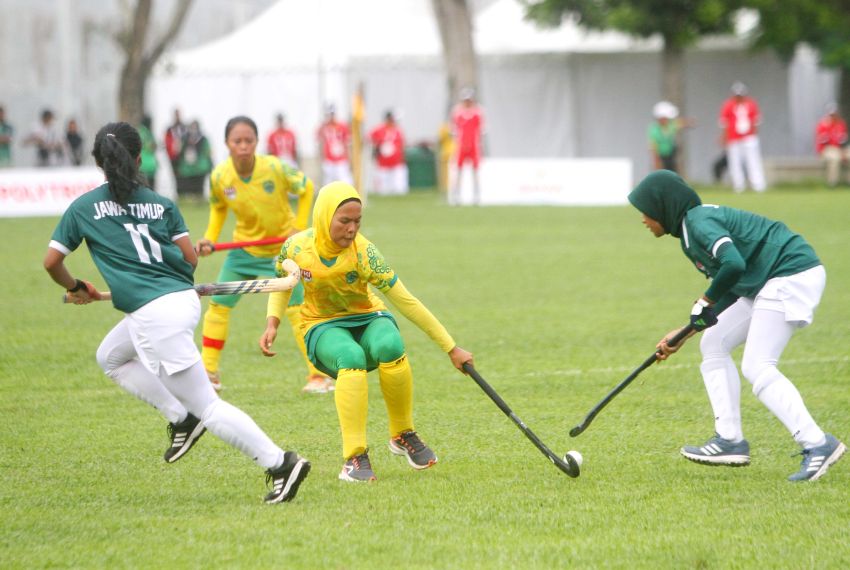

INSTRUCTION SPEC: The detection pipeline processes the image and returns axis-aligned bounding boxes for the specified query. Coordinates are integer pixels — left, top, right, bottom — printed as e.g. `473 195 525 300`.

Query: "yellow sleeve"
281 162 314 231
267 290 292 320
384 279 455 353
293 177 314 231
203 204 228 242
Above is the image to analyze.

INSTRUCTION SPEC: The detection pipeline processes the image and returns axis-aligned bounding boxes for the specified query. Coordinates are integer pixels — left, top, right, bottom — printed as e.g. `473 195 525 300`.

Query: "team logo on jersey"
301 269 312 282
224 187 237 200
345 271 358 284
263 180 274 194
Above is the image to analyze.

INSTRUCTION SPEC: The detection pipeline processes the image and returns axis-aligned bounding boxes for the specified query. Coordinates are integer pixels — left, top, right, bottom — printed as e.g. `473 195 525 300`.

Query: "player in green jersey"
628 170 845 482
43 122 310 503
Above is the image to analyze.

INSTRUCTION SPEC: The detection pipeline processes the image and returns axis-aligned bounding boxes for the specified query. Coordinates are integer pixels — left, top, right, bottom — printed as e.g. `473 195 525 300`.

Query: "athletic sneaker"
206 369 222 392
680 434 750 466
389 430 438 470
264 451 311 503
302 375 334 394
787 433 847 482
339 451 377 482
164 413 206 463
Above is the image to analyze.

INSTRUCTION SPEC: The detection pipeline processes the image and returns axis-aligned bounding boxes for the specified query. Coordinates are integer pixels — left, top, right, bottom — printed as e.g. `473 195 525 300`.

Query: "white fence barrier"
0 167 105 217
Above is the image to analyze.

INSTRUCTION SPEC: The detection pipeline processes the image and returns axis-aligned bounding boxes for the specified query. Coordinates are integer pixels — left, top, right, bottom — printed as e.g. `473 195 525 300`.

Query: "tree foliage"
523 0 743 50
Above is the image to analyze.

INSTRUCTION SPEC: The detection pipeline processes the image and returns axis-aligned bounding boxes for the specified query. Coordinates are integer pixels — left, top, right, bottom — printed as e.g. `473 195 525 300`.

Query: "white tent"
151 0 837 194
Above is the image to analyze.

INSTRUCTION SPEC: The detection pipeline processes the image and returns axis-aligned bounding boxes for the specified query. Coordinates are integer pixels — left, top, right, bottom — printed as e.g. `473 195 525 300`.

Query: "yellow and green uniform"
201 154 321 379
267 182 455 458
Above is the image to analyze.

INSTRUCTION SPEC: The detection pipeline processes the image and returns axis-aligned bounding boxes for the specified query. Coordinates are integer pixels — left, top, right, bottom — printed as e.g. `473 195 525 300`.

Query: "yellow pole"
351 82 365 197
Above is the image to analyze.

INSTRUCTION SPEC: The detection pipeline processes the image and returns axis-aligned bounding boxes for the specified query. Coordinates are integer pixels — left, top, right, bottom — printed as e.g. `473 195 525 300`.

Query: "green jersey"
0 120 13 165
50 183 194 312
682 204 821 300
647 121 678 157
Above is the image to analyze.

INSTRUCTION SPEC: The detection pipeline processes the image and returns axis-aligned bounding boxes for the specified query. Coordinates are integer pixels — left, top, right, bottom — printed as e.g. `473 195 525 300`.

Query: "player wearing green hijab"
628 170 845 482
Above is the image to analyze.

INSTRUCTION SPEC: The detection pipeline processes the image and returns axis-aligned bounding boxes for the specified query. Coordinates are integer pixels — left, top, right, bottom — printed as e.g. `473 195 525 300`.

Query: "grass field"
2 185 849 569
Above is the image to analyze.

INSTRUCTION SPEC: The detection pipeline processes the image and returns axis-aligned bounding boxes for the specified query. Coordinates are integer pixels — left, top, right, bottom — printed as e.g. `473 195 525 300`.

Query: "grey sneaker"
339 451 377 482
681 434 750 466
788 434 846 482
264 451 311 503
389 430 437 470
164 413 206 463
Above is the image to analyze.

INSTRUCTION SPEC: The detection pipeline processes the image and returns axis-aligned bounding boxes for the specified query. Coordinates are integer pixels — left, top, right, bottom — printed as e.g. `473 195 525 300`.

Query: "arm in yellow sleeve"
384 279 456 353
293 177 314 231
203 203 228 242
267 289 293 321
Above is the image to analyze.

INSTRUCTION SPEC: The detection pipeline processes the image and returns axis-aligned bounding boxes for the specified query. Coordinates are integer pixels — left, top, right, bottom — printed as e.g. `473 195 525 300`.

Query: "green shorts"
305 312 401 378
212 248 303 308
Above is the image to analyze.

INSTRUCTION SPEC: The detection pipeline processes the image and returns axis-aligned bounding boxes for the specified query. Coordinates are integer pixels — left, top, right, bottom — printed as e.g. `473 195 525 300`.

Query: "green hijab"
628 170 702 238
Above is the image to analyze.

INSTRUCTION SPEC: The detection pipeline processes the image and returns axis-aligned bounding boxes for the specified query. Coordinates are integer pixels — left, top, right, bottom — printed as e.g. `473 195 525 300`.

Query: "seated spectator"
0 105 13 167
815 102 849 187
65 119 84 166
647 101 693 173
24 108 64 167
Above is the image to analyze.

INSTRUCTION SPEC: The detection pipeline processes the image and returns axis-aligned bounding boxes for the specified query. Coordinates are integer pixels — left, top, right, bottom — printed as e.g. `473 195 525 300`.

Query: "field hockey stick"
64 259 301 303
462 362 581 478
209 236 288 252
569 324 694 437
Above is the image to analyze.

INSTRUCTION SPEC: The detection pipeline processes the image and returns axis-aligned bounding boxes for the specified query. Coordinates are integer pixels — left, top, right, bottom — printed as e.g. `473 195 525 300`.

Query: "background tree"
523 0 743 112
432 0 479 113
115 0 194 125
744 0 850 115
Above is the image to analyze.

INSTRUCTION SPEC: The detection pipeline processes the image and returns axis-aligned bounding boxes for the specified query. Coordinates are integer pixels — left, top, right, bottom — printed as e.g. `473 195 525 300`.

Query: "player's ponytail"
91 122 144 206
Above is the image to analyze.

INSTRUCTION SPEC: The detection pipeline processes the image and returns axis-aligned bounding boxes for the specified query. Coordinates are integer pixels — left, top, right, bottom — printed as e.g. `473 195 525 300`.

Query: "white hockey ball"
564 450 583 467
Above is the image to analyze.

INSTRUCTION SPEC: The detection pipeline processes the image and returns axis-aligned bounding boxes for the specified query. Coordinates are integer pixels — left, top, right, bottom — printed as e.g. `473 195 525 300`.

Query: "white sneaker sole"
680 449 750 466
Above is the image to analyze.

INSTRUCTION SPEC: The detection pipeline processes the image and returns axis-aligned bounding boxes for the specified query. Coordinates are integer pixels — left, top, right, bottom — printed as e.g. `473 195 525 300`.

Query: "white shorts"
321 161 353 186
124 289 202 375
372 165 409 195
752 265 826 326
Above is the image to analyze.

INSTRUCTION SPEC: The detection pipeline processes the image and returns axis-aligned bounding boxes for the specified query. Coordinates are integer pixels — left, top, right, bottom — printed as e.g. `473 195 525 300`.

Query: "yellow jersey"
204 155 314 258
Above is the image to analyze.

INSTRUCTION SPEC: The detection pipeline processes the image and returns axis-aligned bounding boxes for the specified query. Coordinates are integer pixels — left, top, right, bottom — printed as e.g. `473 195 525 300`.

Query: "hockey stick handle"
64 259 301 303
569 324 694 437
462 362 580 478
210 236 288 252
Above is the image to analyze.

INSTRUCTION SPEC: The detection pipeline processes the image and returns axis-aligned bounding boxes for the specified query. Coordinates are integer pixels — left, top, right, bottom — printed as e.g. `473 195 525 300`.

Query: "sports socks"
699 356 743 442
334 368 369 458
378 355 414 437
201 302 231 373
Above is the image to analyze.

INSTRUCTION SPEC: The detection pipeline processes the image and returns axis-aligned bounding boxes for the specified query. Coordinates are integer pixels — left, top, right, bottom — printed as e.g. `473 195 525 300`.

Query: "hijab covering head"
628 170 702 237
313 182 361 258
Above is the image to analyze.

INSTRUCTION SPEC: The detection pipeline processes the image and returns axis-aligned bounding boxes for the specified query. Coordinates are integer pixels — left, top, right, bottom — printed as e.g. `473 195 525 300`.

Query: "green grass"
2 186 850 569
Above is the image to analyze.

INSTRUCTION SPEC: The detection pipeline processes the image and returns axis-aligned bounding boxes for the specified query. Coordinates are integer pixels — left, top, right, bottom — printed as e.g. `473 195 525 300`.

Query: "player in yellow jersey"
195 116 333 394
259 182 474 482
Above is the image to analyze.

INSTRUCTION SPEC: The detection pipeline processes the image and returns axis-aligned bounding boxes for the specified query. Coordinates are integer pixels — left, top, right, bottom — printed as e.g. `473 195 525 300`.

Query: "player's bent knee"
333 345 368 371
371 336 405 363
748 365 780 395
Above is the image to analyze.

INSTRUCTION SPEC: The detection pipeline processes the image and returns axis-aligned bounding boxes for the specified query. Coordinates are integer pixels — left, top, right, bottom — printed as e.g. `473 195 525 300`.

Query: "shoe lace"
352 453 372 471
397 431 425 453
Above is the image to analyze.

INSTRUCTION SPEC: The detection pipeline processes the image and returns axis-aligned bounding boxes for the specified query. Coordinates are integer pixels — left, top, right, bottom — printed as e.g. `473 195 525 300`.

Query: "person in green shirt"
647 101 692 173
43 121 310 503
138 114 158 192
628 169 845 482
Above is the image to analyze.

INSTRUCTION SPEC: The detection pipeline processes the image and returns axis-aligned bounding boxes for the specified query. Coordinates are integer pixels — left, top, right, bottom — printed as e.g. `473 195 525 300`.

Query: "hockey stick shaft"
462 363 580 478
569 324 694 437
64 260 300 303
211 236 287 252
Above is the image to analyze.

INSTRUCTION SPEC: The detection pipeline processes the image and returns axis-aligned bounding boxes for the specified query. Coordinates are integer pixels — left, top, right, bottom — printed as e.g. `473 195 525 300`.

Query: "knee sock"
285 305 324 379
104 359 187 424
753 369 826 449
334 368 368 459
201 303 231 373
378 355 414 437
699 356 743 442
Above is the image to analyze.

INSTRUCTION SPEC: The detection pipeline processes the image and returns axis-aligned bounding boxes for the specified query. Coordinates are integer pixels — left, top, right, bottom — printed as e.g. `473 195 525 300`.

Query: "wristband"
67 279 86 293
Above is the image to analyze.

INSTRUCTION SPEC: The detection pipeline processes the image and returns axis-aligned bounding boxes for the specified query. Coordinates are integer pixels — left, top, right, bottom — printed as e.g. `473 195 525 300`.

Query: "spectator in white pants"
719 82 766 193
814 102 850 187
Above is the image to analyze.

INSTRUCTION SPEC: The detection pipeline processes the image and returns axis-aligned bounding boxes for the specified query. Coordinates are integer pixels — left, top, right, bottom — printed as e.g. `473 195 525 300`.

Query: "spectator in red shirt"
369 110 408 195
719 82 766 193
317 104 352 186
814 102 849 187
266 113 299 169
451 87 484 205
